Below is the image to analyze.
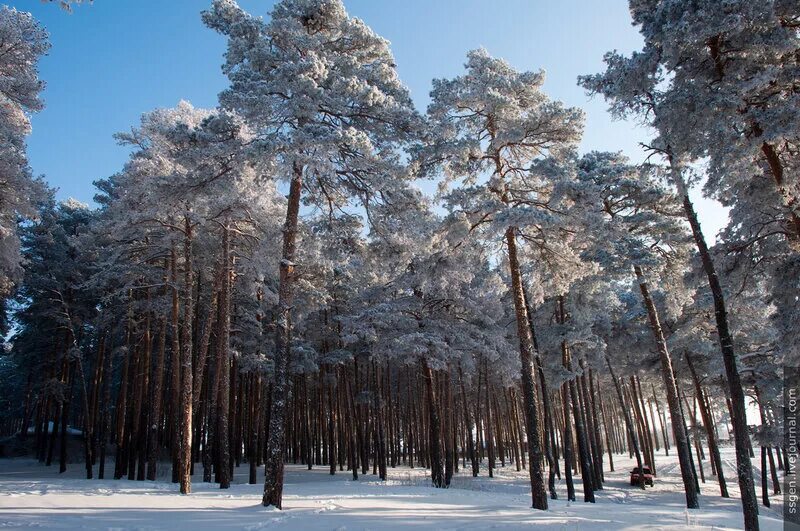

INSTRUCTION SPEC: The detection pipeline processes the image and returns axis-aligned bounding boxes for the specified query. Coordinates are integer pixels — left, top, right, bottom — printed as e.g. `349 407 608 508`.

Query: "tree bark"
179 215 194 495
458 364 478 477
422 359 445 488
605 355 645 489
634 265 698 509
263 164 303 508
505 227 548 510
217 219 232 489
169 248 181 484
674 166 758 528
685 352 728 497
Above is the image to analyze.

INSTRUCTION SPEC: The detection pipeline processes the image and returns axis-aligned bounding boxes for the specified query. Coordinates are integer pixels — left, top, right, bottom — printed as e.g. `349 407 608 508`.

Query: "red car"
630 465 654 486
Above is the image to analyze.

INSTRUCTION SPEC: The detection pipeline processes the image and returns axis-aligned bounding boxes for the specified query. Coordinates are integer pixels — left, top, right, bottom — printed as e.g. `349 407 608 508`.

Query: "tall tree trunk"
263 164 302 508
759 446 771 507
561 382 577 500
169 248 181 483
98 331 115 479
147 314 168 481
458 365 478 477
652 384 670 455
581 361 603 488
522 286 558 499
605 355 645 490
216 220 233 489
327 365 337 476
558 296 595 502
673 165 758 528
685 352 728 497
179 215 194 494
505 226 548 510
634 265 698 509
422 359 445 488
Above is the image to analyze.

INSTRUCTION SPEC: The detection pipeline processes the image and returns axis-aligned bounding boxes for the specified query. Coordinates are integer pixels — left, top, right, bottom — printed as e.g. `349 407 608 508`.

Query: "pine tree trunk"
443 368 453 486
605 355 645 490
217 220 232 489
677 390 701 494
761 446 770 507
567 354 595 502
484 362 495 478
19 373 33 440
652 384 670 455
458 365 478 477
630 375 654 473
193 273 220 411
683 392 705 484
135 301 152 481
263 165 303 508
327 366 337 476
588 368 606 480
675 169 758 529
179 216 194 495
634 265 698 509
522 287 558 498
537 359 558 499
147 314 168 481
561 384 577 500
59 360 73 474
580 361 603 488
422 359 445 488
558 296 595 502
685 352 728 497
98 330 114 479
169 248 182 484
598 393 614 472
505 226 548 510
754 387 782 497
374 364 388 481
114 306 133 479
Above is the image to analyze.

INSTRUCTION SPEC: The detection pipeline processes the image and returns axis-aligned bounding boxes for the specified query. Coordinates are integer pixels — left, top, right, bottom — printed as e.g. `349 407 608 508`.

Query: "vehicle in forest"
630 466 654 486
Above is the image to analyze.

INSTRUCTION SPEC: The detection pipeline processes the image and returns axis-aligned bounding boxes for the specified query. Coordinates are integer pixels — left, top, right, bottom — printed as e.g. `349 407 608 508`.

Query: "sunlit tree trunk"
505 226 548 510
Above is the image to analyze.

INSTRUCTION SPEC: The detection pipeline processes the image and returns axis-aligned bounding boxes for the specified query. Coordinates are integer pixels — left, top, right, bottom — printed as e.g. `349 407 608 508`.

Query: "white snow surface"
0 448 785 530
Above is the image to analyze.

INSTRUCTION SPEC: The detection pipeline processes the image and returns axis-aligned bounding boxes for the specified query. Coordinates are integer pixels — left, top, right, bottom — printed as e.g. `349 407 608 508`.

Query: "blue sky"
11 0 728 237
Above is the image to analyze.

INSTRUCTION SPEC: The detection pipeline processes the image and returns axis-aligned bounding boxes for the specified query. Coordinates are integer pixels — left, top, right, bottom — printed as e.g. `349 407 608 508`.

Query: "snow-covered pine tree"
0 7 49 308
203 0 420 507
424 48 584 509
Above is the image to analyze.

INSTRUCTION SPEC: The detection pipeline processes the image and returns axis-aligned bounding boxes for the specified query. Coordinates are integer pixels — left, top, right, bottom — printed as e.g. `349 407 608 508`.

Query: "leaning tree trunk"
505 226 548 510
263 164 303 509
673 166 758 529
179 215 194 495
634 265 698 509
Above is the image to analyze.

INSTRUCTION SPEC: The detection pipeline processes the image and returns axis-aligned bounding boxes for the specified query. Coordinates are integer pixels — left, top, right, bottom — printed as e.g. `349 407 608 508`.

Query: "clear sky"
11 0 728 238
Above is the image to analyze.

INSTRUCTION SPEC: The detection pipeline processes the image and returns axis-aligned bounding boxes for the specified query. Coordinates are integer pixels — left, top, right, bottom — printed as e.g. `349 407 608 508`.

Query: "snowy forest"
0 1 797 530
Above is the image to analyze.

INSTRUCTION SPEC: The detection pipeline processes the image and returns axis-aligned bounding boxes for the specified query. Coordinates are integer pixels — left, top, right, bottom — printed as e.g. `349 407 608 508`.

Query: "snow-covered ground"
0 448 785 530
